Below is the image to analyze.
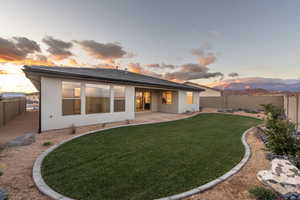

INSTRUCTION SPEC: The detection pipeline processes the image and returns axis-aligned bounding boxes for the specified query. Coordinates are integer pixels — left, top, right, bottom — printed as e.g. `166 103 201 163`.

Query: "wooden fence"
0 98 26 128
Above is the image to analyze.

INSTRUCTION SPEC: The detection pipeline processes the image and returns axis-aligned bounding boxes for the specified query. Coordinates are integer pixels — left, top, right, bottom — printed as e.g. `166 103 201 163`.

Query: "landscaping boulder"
6 133 35 147
0 188 8 200
257 159 300 195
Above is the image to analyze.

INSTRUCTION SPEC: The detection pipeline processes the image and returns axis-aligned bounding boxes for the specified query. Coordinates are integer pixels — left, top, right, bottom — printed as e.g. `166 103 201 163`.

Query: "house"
184 82 223 97
23 66 204 132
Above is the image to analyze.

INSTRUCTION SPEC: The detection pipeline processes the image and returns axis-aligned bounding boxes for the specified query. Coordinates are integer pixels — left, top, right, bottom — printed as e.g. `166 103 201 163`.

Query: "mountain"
211 78 300 93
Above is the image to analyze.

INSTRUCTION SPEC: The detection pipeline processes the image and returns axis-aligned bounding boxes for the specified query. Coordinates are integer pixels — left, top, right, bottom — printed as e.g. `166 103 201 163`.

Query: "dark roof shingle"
23 65 204 91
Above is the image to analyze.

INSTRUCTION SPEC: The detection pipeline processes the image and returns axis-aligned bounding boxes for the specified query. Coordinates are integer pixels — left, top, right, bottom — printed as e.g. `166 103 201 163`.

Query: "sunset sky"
0 0 299 93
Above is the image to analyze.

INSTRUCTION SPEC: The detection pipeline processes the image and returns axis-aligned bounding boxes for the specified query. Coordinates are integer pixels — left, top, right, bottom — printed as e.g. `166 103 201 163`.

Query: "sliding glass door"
135 90 151 112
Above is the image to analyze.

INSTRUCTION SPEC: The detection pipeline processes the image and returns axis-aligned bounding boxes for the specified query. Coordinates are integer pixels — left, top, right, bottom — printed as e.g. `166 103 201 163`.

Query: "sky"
0 0 299 93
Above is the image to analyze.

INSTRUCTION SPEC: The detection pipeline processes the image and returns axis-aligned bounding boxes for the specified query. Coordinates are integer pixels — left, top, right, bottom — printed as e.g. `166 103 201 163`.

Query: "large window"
62 82 81 115
162 91 173 104
186 91 193 104
114 86 125 112
85 84 110 114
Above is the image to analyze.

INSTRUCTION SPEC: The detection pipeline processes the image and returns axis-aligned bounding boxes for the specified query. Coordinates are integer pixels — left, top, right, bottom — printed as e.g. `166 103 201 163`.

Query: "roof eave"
23 67 204 92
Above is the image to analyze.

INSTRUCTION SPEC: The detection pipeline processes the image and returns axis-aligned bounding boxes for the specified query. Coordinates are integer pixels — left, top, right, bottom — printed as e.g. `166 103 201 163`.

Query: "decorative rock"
6 133 35 147
0 188 8 200
281 192 300 200
265 152 289 161
257 159 300 195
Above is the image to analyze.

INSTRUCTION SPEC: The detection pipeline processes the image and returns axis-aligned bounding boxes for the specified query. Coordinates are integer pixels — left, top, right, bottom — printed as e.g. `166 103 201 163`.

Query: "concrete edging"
32 113 256 200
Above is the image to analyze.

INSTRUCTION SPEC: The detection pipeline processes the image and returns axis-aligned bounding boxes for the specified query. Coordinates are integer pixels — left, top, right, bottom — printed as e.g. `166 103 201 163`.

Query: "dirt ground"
0 111 39 146
0 111 269 200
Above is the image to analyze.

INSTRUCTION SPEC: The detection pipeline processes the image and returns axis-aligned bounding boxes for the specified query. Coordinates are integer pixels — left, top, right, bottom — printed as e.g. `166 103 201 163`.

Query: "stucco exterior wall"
41 77 135 131
157 91 179 113
151 90 159 112
178 91 200 113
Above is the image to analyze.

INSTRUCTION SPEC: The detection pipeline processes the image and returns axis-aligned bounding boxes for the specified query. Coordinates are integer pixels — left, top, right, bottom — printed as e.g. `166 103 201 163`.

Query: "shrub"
289 152 300 169
261 104 284 120
249 186 278 200
43 141 53 146
261 104 300 157
70 124 76 134
264 119 299 156
0 170 3 176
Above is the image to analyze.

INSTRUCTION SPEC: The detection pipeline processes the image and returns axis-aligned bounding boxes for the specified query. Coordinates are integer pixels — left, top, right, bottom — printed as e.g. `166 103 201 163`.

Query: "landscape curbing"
32 113 257 200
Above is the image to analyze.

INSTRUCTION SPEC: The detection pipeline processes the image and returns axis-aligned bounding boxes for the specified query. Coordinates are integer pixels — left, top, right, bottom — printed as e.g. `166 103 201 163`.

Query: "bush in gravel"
264 119 299 157
249 186 278 200
289 152 300 169
70 124 76 134
261 104 300 158
42 141 53 146
0 170 3 176
261 104 284 120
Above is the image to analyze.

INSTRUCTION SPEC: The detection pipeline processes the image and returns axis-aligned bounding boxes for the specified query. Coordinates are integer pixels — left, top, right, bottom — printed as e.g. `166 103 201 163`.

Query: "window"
114 86 125 112
62 82 81 115
186 91 193 104
162 91 172 104
85 84 110 114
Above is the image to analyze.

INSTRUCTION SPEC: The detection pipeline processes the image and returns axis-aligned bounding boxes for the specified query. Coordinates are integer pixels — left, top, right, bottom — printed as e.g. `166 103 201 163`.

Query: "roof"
23 65 204 92
0 92 26 100
184 81 223 92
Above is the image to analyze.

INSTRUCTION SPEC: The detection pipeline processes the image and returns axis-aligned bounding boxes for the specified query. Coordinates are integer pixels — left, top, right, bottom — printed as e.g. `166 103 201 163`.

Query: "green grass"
42 113 261 200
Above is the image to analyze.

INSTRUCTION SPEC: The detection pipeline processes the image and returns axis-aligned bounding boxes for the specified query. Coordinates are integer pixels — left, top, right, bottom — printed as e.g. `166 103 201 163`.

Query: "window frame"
161 91 173 105
186 91 193 105
113 85 126 113
85 83 111 114
61 81 81 116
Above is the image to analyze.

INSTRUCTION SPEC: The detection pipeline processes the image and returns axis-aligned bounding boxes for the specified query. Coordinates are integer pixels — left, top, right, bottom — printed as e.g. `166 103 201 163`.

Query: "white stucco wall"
151 90 159 112
157 91 179 113
178 91 200 113
41 77 135 131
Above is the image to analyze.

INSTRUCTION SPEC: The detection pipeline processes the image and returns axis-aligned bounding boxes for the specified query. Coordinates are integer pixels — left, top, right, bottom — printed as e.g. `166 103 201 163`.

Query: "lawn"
42 113 261 200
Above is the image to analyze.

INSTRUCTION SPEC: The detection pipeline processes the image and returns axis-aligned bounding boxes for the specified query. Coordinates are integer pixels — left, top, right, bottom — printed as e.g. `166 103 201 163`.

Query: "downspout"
38 80 42 134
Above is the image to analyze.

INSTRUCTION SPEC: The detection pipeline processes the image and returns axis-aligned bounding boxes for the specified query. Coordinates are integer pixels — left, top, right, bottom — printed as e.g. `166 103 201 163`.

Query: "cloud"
0 70 8 75
42 36 73 60
67 58 79 66
93 63 116 69
0 36 54 66
164 62 223 81
128 63 162 78
74 40 128 63
191 48 216 66
0 37 41 61
13 37 41 54
145 63 176 70
208 30 222 39
128 62 142 73
228 72 239 78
